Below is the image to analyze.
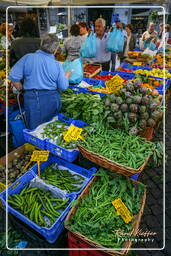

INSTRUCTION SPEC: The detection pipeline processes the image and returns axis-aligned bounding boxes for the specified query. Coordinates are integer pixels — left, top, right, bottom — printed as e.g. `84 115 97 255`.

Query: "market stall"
0 13 169 253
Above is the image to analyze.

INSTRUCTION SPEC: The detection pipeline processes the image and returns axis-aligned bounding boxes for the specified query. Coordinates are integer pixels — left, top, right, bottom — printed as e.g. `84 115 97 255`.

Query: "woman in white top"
158 24 170 49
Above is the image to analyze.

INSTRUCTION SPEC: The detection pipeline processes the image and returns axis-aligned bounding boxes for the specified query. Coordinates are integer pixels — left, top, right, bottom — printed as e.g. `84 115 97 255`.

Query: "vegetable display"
80 122 154 169
84 64 101 74
0 228 23 255
41 164 85 193
66 168 146 248
104 79 163 134
8 187 69 227
0 151 34 185
93 74 113 81
134 68 171 79
61 89 105 123
41 120 78 150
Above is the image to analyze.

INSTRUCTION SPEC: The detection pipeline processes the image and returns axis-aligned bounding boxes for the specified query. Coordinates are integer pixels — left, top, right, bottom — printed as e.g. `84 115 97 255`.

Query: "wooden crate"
83 63 102 78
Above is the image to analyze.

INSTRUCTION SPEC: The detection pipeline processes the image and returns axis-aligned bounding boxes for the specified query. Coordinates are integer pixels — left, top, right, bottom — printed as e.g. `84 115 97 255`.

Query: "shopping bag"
63 58 83 84
8 109 26 147
142 47 157 57
80 32 97 58
106 28 124 53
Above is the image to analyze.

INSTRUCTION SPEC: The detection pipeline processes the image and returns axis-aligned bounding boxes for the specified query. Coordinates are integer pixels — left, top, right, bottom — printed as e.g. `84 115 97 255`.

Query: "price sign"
106 82 122 93
112 198 133 224
63 125 83 142
31 151 49 162
23 151 49 177
111 74 124 84
105 75 123 94
133 62 143 66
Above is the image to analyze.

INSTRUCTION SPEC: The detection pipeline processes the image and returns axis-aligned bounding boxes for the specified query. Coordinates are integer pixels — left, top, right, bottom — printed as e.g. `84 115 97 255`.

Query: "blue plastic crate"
100 70 135 80
23 113 80 151
23 129 47 150
0 171 76 243
30 155 97 197
121 63 151 71
69 79 106 98
133 48 142 52
45 119 87 162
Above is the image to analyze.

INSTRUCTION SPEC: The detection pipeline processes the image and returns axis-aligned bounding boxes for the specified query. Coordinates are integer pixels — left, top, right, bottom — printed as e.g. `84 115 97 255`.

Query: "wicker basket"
78 145 150 177
65 176 146 256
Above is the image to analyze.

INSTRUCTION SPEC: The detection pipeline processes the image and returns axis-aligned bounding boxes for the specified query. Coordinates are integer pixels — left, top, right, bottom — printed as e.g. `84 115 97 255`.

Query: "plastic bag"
142 48 157 57
106 28 124 53
80 32 97 58
9 109 26 147
63 58 83 84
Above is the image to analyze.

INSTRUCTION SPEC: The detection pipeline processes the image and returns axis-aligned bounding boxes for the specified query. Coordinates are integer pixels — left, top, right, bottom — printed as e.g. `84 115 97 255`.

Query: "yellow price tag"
112 198 133 224
31 151 49 162
63 125 83 142
23 151 49 176
133 62 142 66
111 74 124 84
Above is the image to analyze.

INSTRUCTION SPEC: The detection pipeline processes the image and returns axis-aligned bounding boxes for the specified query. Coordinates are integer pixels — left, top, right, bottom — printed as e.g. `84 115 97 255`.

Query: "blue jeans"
24 90 61 130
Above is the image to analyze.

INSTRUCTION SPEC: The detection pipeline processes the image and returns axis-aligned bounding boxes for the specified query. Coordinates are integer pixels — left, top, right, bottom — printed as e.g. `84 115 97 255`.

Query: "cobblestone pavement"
0 101 170 256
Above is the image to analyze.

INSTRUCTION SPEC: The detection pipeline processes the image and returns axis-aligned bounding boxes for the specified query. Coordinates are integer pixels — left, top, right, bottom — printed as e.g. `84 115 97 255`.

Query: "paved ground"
0 99 170 256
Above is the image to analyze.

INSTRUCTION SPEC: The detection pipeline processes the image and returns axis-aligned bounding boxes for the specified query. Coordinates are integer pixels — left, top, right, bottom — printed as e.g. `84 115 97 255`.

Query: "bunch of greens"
66 168 146 248
61 89 105 123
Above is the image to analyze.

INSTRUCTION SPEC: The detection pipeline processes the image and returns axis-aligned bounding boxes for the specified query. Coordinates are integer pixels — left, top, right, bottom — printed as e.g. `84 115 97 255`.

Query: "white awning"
0 0 50 5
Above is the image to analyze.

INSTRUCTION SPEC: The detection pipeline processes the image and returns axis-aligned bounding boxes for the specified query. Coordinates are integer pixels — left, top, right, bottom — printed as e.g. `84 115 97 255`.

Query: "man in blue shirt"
9 34 71 130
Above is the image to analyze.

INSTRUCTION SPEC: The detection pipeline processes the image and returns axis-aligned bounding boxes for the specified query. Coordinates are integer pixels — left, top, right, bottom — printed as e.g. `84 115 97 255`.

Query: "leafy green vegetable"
66 168 146 248
61 89 105 123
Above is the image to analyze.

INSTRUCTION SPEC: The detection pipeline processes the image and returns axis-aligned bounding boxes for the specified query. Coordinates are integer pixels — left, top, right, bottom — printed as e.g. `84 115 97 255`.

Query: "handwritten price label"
112 198 133 224
63 125 83 142
111 74 124 84
23 151 49 176
31 151 49 162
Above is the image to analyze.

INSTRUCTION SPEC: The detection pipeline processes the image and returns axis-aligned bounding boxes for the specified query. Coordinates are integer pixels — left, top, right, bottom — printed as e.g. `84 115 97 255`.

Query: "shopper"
158 23 164 40
10 18 40 66
141 23 158 49
79 22 89 41
87 18 111 71
0 23 14 49
123 24 136 57
62 24 83 61
8 34 71 130
158 24 170 49
12 20 20 38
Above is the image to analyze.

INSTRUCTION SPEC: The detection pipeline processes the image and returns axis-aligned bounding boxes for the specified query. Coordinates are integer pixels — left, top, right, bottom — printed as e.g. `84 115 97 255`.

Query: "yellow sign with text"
31 151 49 162
63 125 83 142
23 150 49 176
112 198 133 224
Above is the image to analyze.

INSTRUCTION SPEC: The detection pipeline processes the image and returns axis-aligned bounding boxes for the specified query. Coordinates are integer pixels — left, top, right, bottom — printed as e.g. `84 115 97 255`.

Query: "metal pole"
37 9 41 36
68 6 71 36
